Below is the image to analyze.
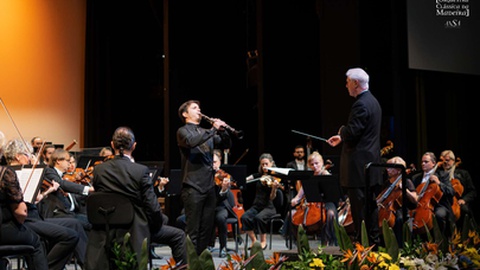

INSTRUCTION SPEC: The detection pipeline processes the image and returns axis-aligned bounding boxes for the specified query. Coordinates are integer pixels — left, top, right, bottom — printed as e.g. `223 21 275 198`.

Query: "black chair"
86 192 134 270
0 208 36 270
268 189 285 250
226 217 240 253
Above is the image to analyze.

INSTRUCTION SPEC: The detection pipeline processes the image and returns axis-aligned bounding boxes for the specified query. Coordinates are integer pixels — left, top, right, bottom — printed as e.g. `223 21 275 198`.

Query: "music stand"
267 167 314 249
300 175 342 207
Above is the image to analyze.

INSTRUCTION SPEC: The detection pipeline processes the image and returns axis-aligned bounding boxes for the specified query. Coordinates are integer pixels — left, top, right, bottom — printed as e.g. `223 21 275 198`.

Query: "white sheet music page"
15 167 44 204
266 167 293 175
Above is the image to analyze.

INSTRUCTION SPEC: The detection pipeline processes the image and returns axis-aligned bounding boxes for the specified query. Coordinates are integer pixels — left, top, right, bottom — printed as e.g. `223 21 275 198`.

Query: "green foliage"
112 232 142 270
246 241 268 270
296 225 310 254
282 226 345 270
333 217 353 252
360 220 368 247
186 235 215 270
381 219 399 263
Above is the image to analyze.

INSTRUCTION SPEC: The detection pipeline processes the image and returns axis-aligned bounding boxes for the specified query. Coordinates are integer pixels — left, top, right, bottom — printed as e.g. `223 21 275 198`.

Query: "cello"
291 162 332 234
377 163 417 228
410 161 443 234
446 157 463 221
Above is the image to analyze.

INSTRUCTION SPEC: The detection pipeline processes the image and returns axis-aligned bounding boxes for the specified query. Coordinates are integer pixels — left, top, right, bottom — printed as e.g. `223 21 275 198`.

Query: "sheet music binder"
300 174 342 206
12 164 46 204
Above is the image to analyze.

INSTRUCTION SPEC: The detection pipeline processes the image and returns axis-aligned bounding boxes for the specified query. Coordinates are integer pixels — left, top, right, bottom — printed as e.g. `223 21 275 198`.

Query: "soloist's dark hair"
112 126 135 157
178 100 200 123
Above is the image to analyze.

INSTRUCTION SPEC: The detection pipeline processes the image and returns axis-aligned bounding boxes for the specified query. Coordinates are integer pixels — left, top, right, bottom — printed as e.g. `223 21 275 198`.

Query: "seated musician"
411 152 455 238
242 153 281 249
438 150 477 229
38 148 94 231
209 150 241 258
378 156 417 247
290 151 337 246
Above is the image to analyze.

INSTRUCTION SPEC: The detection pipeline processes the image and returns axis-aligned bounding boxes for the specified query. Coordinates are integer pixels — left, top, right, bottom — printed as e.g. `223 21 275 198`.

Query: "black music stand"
301 175 342 208
267 167 314 249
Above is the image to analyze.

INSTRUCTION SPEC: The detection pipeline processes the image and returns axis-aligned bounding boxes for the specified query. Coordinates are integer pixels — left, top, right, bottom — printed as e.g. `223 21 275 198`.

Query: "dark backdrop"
84 0 479 218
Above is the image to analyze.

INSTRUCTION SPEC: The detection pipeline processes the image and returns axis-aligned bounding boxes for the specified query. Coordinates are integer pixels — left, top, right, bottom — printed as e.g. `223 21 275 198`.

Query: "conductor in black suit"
327 67 383 246
177 100 232 255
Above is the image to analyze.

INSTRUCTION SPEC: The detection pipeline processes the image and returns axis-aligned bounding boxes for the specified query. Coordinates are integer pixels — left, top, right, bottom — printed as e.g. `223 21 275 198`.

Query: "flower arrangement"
156 215 479 269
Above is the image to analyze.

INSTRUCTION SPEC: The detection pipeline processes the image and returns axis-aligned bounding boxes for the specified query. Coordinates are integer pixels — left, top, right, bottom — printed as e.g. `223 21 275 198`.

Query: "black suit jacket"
40 166 88 218
85 155 162 270
339 90 383 188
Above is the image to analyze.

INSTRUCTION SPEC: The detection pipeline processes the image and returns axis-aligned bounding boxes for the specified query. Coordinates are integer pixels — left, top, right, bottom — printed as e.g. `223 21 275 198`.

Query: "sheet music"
266 167 293 175
15 166 44 204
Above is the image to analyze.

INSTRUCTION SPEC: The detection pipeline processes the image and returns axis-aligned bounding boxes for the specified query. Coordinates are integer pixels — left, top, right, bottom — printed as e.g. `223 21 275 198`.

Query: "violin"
42 178 68 197
63 168 91 185
214 169 235 187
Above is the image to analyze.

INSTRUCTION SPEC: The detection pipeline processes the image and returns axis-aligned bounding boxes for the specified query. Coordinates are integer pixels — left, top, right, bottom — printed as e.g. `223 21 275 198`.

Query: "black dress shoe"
219 248 227 258
236 236 244 245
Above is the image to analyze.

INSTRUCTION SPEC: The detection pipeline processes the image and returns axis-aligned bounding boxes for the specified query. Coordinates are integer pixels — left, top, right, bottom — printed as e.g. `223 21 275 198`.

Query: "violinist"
209 150 240 258
3 138 86 269
65 155 90 219
378 156 418 247
411 152 455 238
39 144 55 165
290 151 337 246
39 148 94 231
437 150 477 228
242 153 282 250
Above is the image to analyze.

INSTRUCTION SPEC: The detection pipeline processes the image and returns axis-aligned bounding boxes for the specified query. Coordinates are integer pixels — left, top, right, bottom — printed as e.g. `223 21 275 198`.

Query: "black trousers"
152 224 187 264
181 186 216 255
25 217 80 270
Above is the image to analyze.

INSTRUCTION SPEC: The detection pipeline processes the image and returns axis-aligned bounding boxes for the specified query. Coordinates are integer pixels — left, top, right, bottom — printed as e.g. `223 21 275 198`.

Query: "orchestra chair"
0 207 36 270
268 189 285 250
87 192 134 270
226 217 239 254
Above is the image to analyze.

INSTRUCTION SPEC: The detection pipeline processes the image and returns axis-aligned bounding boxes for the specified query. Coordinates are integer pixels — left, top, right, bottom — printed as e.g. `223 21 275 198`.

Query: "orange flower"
265 252 280 265
424 242 438 255
160 257 176 270
219 260 235 270
341 249 354 263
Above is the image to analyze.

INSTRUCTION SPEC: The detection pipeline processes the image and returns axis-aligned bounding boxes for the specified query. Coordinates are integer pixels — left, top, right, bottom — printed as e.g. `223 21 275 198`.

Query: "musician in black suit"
85 127 165 270
411 152 454 237
176 100 232 255
327 67 383 246
438 150 477 229
39 148 94 231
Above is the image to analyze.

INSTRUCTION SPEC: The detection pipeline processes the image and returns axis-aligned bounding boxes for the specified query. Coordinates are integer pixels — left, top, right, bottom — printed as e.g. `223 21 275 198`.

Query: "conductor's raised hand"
327 135 342 147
